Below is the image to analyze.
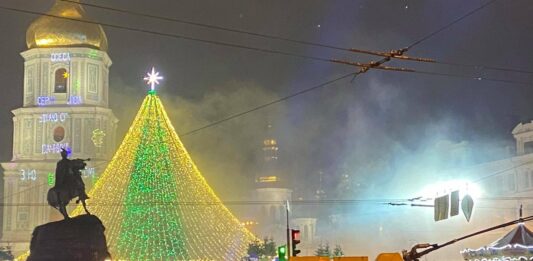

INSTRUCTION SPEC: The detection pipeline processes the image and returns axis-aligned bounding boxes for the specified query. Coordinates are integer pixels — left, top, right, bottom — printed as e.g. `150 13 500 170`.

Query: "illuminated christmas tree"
68 68 256 260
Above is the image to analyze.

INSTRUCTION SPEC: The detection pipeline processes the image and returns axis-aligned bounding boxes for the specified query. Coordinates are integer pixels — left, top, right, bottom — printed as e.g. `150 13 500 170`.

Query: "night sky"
1 0 533 200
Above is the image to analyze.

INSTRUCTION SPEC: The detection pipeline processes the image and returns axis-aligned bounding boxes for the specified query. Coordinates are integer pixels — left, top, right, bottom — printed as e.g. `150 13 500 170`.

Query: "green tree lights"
70 93 256 260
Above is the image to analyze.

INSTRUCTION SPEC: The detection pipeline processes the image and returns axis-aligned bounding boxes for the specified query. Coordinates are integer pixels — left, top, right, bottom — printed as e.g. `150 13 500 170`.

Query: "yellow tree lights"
67 68 256 260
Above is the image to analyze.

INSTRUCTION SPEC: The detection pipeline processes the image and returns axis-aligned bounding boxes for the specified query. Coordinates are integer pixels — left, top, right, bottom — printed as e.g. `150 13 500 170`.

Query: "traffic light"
291 229 301 256
278 245 287 261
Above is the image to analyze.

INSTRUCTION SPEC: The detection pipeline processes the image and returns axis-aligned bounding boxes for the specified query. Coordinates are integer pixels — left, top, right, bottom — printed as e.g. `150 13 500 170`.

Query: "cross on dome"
144 67 163 92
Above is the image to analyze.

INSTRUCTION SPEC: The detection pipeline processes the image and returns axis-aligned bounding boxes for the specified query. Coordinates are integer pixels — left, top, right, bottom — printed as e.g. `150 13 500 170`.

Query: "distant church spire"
263 123 279 164
256 123 283 186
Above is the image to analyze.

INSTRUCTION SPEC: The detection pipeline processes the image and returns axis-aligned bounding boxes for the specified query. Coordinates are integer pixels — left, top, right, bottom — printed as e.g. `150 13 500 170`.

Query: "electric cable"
405 0 498 50
0 1 528 202
180 72 357 136
61 0 533 75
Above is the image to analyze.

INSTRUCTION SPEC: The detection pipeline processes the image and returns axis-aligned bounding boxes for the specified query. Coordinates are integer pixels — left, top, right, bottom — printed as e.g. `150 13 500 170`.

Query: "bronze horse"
47 158 91 219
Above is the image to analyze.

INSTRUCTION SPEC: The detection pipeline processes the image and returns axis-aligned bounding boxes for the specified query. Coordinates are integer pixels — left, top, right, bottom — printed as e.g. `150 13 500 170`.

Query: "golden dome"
26 0 108 51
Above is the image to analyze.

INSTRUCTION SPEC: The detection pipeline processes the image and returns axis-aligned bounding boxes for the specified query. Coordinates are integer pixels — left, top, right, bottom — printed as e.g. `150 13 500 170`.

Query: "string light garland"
91 129 106 147
464 257 533 261
66 91 256 260
14 68 256 260
461 223 533 261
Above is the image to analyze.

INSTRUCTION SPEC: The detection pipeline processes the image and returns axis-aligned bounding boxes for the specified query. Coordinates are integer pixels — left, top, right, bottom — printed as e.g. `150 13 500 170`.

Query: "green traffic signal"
278 245 287 261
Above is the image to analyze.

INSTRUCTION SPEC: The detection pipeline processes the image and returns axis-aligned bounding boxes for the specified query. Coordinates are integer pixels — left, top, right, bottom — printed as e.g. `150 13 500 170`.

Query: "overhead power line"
0 1 526 208
344 0 533 77
374 0 533 76
180 72 356 136
340 0 504 81
0 198 410 207
11 68 526 202
0 5 339 65
180 66 530 138
0 3 529 142
342 0 501 75
472 159 533 184
62 0 533 75
404 158 533 201
0 3 432 75
0 4 527 85
403 0 533 76
3 199 529 207
62 0 433 63
405 0 498 50
334 59 531 85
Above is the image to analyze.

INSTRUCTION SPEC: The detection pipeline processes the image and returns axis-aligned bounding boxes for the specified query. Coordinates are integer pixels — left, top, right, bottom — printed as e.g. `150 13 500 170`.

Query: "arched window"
54 68 68 93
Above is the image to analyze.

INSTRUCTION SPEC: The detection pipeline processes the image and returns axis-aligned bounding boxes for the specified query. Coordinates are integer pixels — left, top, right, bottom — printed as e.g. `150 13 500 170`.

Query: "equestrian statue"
47 149 91 219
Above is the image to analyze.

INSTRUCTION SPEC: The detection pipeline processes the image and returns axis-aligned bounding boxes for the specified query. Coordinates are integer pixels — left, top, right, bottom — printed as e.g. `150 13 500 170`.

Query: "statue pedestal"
27 214 110 261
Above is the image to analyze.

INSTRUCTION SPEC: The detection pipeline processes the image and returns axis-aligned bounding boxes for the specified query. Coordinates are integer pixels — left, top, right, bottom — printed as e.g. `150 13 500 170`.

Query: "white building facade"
0 0 117 254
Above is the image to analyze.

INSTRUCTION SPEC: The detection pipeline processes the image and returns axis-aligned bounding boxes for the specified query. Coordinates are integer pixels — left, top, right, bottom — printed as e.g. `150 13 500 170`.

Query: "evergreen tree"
70 92 256 260
247 239 264 257
263 238 277 257
245 238 277 260
315 242 331 257
333 244 344 257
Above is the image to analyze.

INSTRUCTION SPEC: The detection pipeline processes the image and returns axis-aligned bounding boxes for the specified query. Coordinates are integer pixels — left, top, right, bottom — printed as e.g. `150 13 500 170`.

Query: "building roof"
26 0 108 51
489 223 533 247
461 224 533 260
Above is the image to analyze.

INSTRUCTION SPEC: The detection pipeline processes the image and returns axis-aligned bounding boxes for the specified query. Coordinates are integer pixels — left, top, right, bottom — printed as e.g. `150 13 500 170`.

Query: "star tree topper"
144 67 163 94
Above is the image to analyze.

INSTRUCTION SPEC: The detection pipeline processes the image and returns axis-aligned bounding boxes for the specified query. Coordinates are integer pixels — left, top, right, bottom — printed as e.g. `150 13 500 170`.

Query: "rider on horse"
49 149 91 219
55 149 71 191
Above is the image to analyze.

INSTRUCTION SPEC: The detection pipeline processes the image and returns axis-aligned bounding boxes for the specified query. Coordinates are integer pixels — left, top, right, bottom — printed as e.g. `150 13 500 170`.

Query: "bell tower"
0 0 117 254
252 124 292 243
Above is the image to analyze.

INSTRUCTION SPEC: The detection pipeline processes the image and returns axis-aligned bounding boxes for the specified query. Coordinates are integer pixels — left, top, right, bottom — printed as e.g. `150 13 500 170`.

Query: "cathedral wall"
11 107 117 161
0 159 104 251
1 162 54 241
1 47 116 253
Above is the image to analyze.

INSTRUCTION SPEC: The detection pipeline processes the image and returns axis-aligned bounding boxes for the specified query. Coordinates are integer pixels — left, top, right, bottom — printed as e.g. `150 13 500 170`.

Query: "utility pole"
286 200 291 258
